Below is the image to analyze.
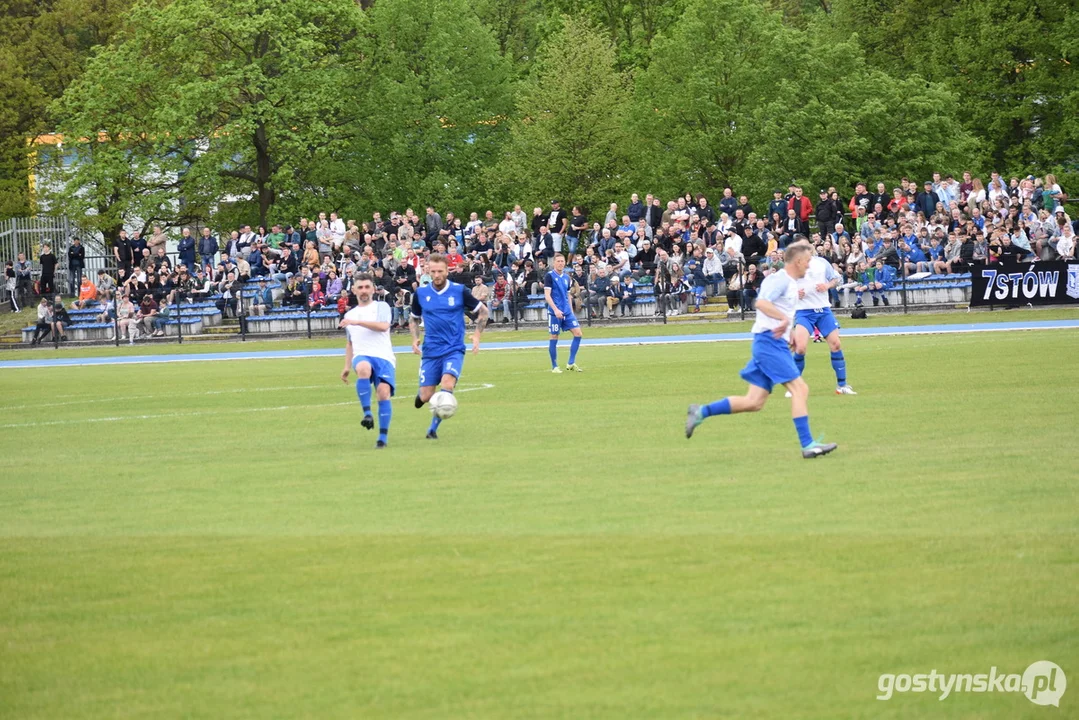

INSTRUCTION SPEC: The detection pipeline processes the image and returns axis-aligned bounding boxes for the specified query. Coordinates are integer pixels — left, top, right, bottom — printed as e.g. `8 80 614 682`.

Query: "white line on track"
0 383 495 429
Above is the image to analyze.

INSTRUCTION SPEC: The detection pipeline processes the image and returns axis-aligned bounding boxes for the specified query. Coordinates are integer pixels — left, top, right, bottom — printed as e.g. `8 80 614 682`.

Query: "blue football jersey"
543 270 572 313
410 281 482 357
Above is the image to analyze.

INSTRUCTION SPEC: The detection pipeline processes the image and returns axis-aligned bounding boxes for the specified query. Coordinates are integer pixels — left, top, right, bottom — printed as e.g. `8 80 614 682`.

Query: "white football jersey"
345 301 396 366
796 256 839 310
751 270 798 341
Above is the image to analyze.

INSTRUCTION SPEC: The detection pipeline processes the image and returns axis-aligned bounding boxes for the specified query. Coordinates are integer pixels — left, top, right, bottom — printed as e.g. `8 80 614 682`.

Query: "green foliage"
547 0 687 69
47 0 367 232
829 0 1079 180
634 0 974 205
345 0 514 216
9 0 1075 225
0 0 134 220
488 16 633 216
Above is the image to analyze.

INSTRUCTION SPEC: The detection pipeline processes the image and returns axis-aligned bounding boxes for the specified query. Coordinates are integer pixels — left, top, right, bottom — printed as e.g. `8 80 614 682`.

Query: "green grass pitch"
0 320 1076 718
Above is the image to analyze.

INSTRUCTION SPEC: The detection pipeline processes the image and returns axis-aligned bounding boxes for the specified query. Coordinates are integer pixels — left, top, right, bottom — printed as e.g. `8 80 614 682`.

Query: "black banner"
970 260 1079 306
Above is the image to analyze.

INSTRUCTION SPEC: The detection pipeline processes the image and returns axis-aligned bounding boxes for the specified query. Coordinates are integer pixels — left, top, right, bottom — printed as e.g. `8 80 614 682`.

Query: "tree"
47 0 367 234
344 0 514 216
829 0 1078 178
546 0 687 70
488 16 634 216
632 0 790 200
0 0 134 219
634 0 974 205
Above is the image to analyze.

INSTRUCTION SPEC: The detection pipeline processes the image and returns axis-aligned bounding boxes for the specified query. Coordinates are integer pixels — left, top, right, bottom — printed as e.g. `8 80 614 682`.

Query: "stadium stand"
12 172 1074 343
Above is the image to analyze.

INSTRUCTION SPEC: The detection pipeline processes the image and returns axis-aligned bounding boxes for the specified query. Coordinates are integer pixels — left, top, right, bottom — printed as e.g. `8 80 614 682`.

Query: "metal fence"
0 216 105 293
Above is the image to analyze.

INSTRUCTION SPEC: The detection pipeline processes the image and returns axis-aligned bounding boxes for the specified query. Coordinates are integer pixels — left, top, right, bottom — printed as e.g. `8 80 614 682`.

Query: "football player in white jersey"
340 274 396 448
791 240 856 395
686 243 837 458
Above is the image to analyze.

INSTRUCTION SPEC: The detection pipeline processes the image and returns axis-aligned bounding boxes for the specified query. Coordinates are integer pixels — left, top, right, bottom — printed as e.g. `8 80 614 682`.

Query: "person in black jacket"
113 230 134 276
67 237 85 295
38 244 58 296
814 190 840 233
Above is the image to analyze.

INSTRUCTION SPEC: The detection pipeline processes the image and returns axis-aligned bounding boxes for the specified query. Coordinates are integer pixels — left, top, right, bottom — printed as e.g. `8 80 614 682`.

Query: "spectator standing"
914 181 940 218
768 191 787 222
787 187 812 225
424 207 443 247
5 261 17 312
568 206 588 257
511 205 527 233
815 190 840 232
66 237 85 295
148 225 168 256
547 200 568 255
38 244 57 295
113 229 133 276
14 252 32 307
177 228 196 271
198 227 219 270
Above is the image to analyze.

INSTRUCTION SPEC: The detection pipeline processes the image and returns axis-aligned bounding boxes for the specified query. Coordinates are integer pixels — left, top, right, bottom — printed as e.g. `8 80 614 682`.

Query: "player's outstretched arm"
409 292 422 355
471 302 488 354
408 315 421 354
343 318 390 332
341 338 353 383
755 298 789 339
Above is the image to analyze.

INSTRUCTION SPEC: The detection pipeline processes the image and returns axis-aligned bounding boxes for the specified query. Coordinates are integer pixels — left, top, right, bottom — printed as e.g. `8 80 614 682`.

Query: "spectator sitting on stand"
250 278 273 316
71 276 97 309
307 280 326 309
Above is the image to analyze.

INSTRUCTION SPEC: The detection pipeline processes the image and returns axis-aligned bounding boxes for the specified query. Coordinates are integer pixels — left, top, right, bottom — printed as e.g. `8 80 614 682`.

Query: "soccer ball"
429 391 458 419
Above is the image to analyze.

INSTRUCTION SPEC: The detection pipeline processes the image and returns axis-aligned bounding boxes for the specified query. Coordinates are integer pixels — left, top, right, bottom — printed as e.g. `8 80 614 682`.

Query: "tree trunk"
254 121 275 227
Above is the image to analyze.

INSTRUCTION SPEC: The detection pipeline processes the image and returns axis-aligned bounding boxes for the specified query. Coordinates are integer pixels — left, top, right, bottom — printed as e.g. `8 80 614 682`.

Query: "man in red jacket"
787 186 812 224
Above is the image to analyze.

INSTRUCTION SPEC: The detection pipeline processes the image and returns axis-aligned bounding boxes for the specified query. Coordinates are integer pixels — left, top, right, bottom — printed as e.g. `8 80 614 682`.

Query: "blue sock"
855 290 864 303
548 338 558 368
428 388 450 434
568 336 581 365
831 350 846 385
355 377 371 414
701 398 731 418
793 415 813 448
793 353 805 375
378 399 391 440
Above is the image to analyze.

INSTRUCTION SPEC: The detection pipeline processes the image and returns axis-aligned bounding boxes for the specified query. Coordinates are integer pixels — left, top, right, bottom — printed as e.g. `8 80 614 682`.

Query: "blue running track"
1 319 1076 369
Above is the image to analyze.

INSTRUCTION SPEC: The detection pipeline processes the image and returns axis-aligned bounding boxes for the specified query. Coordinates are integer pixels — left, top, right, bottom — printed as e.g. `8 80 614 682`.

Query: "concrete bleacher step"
203 324 240 335
0 333 22 345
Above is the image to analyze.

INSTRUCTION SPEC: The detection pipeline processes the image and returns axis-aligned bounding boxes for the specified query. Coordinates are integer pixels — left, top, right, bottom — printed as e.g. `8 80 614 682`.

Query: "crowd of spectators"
6 171 1075 334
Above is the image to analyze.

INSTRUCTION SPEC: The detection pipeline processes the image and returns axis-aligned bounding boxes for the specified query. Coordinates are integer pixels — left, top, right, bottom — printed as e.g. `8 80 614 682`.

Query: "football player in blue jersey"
409 254 488 439
542 253 583 373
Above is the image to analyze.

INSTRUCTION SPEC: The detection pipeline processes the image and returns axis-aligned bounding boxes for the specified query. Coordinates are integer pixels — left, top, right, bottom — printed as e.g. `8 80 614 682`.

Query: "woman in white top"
966 177 987 211
987 177 1010 207
717 213 732 237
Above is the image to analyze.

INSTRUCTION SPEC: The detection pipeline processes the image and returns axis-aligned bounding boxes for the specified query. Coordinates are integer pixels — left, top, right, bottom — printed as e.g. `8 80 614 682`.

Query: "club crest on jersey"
425 295 431 302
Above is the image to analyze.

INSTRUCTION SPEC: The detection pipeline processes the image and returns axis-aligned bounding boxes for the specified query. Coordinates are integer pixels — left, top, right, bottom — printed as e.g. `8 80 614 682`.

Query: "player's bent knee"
355 362 373 378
